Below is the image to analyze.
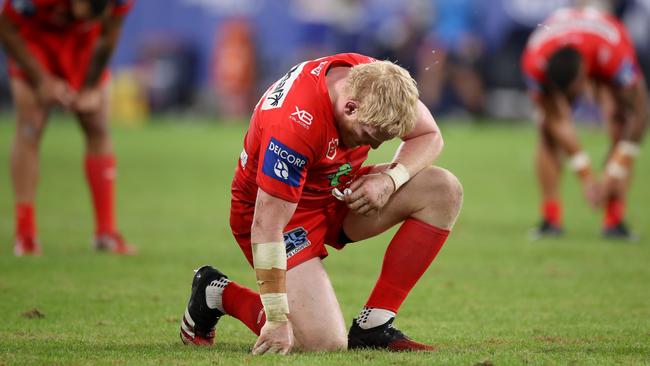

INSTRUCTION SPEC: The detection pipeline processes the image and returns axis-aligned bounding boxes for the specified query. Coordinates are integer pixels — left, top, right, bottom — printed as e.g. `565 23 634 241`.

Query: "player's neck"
326 66 352 129
326 67 351 107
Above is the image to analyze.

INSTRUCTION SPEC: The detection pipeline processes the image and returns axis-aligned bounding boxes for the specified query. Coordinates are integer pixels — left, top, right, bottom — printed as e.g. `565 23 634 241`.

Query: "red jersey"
3 0 133 89
2 0 133 31
521 7 641 92
231 53 376 208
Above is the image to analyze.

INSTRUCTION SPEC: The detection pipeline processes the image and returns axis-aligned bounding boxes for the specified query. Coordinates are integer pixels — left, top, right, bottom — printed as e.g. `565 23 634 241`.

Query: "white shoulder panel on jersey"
261 61 308 111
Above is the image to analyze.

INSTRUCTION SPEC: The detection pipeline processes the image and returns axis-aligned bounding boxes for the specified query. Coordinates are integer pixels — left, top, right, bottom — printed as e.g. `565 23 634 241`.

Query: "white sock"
205 278 231 313
357 307 396 329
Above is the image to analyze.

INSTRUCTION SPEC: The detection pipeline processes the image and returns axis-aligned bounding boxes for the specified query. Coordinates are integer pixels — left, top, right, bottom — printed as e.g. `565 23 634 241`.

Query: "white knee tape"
260 293 290 322
252 241 287 270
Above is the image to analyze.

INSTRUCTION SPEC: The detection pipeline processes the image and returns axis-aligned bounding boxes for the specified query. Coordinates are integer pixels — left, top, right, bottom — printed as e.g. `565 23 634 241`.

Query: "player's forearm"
391 100 443 176
604 82 647 180
544 117 583 156
0 17 46 85
544 116 594 181
251 189 296 322
83 17 124 88
623 81 648 144
392 131 443 177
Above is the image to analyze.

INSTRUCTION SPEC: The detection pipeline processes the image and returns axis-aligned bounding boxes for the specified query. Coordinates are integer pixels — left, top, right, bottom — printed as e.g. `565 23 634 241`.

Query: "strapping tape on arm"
382 163 410 191
252 241 286 270
605 141 641 179
260 293 289 322
568 151 592 180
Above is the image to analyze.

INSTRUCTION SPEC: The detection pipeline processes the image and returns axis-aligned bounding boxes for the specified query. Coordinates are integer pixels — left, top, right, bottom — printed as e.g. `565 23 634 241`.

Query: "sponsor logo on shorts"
262 137 308 186
283 227 311 258
290 106 313 129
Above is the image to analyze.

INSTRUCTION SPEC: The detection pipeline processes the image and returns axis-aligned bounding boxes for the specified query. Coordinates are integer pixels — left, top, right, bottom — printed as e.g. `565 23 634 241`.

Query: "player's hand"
582 176 602 208
345 173 395 216
36 76 76 108
601 173 625 202
72 87 103 114
252 320 293 355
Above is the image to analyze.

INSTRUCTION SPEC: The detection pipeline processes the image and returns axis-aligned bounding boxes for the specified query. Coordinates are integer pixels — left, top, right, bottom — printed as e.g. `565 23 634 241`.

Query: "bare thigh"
287 257 347 352
342 165 463 241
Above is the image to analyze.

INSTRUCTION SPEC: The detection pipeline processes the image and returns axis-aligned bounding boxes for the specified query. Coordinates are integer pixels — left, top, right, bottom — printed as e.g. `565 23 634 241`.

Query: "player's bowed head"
333 60 419 149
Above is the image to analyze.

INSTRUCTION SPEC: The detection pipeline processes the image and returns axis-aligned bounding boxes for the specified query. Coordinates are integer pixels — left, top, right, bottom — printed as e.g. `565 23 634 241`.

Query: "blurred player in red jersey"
522 7 647 240
178 53 463 354
0 0 137 255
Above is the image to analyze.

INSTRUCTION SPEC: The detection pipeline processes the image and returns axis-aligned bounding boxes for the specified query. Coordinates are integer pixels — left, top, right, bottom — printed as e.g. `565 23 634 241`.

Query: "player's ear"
344 101 358 116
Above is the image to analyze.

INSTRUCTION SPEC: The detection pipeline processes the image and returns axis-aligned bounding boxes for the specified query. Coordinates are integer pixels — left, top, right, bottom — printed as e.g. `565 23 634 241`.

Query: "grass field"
0 115 649 365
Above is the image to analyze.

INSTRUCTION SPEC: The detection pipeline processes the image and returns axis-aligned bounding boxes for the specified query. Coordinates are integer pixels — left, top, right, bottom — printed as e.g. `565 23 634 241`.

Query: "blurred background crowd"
1 0 648 122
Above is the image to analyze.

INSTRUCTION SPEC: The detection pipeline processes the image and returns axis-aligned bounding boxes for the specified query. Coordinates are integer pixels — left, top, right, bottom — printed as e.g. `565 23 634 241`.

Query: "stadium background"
0 0 649 365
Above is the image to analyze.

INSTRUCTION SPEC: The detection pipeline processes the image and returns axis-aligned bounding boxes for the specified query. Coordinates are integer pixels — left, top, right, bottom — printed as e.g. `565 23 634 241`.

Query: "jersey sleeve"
521 50 544 94
254 77 326 203
600 23 642 88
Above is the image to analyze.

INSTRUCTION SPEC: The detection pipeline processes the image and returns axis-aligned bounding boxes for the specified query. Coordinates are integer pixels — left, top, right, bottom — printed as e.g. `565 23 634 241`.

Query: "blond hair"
346 60 419 138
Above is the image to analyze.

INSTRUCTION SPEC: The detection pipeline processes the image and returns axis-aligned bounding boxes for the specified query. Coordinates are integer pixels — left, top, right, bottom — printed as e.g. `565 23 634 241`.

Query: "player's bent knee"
440 169 463 211
425 167 463 208
296 333 347 352
15 124 45 146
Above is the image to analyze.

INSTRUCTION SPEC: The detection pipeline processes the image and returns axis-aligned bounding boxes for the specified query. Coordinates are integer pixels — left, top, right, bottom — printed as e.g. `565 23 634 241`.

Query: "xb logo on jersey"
290 106 313 129
328 163 352 187
273 160 289 180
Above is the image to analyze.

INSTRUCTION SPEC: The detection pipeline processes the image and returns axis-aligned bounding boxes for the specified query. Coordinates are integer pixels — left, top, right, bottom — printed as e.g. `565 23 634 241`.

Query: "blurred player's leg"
10 78 48 256
531 127 564 239
76 84 136 254
180 259 347 351
601 97 637 240
342 166 463 351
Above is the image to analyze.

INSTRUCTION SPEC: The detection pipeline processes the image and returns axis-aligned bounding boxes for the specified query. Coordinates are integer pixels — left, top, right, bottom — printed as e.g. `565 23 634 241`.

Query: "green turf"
0 115 648 365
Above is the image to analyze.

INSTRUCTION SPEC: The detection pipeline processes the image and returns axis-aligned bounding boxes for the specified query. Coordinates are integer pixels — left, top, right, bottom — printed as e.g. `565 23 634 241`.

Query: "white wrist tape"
617 141 640 157
568 152 590 172
606 161 628 179
252 241 286 270
382 163 410 191
260 293 289 322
